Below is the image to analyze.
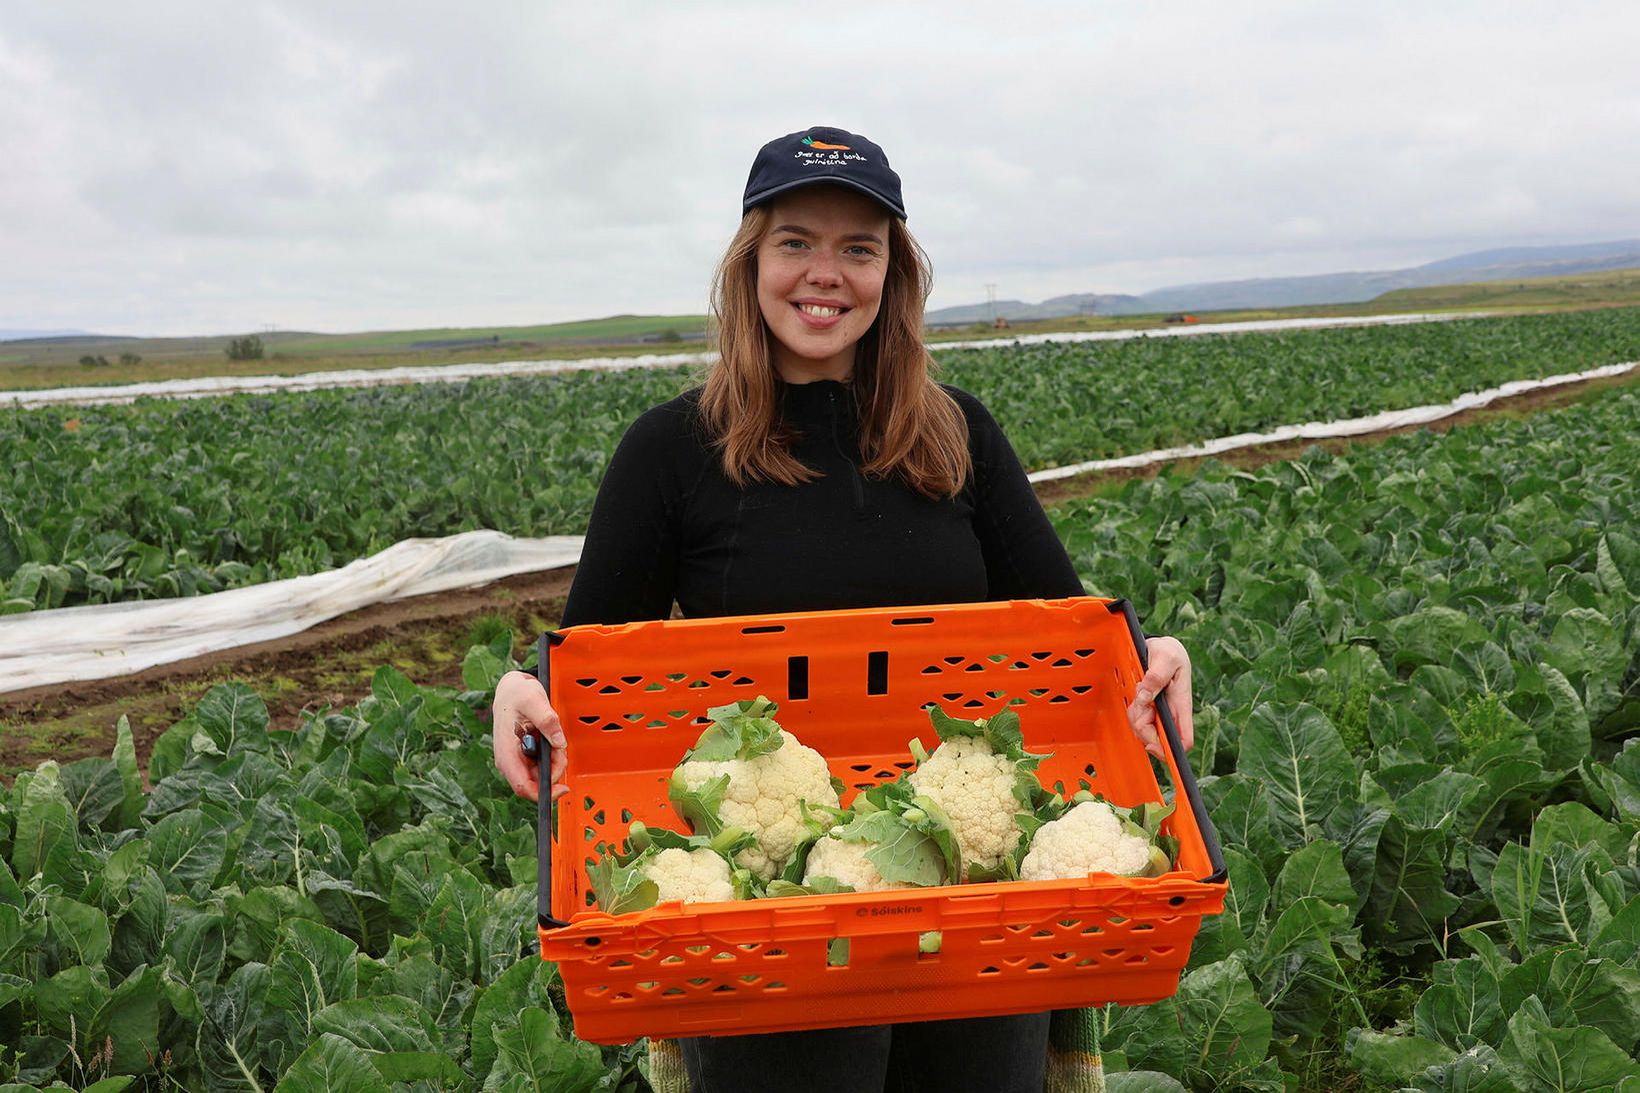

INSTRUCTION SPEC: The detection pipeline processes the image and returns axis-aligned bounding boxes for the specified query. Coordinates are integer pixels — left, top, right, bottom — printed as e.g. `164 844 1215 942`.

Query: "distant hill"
926 239 1640 321
0 328 97 342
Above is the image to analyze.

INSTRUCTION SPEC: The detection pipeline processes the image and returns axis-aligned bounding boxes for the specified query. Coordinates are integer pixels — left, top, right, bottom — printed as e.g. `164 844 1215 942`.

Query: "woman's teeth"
799 304 842 318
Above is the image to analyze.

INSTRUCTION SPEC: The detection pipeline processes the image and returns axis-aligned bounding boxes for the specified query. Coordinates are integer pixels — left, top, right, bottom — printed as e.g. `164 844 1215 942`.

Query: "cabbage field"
1 311 1638 1090
5 308 1640 612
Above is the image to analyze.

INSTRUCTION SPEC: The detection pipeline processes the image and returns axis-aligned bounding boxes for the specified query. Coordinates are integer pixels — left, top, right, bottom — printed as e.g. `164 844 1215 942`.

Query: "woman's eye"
778 238 807 250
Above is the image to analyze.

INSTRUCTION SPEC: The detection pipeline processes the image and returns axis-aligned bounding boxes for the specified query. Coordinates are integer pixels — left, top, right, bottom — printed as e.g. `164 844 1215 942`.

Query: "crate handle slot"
788 655 809 700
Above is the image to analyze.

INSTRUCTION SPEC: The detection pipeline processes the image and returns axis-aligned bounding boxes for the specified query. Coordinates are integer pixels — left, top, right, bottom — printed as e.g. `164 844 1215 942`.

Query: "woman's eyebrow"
770 224 885 246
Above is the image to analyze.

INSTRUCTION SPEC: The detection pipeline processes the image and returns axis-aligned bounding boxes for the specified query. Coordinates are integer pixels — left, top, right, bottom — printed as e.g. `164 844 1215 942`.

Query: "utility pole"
985 283 997 323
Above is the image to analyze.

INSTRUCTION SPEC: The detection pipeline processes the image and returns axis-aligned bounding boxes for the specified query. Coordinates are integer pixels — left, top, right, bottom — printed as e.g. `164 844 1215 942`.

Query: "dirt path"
4 367 1632 777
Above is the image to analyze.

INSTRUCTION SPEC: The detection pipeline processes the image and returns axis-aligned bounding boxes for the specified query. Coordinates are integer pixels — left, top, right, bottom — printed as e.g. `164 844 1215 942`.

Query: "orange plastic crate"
533 596 1227 1044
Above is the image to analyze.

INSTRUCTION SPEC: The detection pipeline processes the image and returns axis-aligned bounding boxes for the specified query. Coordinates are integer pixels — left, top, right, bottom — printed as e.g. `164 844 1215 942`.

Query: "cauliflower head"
802 836 914 893
1019 799 1173 881
670 698 841 881
644 846 737 904
907 735 1023 875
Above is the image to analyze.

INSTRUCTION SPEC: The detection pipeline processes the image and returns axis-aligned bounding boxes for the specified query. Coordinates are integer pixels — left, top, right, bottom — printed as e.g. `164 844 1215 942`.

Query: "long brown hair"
699 203 972 500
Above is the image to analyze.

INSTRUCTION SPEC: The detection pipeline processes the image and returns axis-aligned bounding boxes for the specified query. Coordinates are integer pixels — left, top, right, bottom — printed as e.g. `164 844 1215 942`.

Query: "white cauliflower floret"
643 846 736 904
674 729 839 879
802 836 914 893
1020 799 1166 880
906 735 1022 874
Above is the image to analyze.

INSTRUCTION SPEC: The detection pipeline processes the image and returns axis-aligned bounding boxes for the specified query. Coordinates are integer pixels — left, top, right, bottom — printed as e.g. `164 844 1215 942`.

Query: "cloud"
2 1 1639 333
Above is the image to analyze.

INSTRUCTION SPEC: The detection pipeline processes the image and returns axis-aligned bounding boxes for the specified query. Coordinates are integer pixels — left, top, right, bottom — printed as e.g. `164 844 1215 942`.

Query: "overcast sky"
4 1 1638 337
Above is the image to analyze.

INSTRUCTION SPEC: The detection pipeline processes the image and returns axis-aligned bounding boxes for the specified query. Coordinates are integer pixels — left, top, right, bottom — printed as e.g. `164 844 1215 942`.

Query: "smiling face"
755 185 893 383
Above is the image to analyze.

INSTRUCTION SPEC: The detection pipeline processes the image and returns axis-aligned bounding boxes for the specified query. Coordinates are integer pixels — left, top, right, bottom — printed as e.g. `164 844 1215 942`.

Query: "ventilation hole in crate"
764 981 788 991
713 984 736 993
737 943 761 952
1152 946 1176 957
827 939 851 967
1081 925 1104 935
1084 763 1097 776
578 714 599 724
663 987 685 997
598 685 621 695
1028 688 1049 697
1075 958 1096 967
621 808 634 823
941 692 963 701
1027 962 1050 972
944 656 965 665
980 933 1004 945
1010 660 1030 670
712 952 735 962
582 796 596 809
636 980 659 992
619 674 642 685
987 690 1007 699
738 974 761 984
601 722 623 732
962 699 985 709
1032 929 1054 939
851 782 876 793
1075 648 1095 658
894 760 914 770
635 948 658 960
661 955 684 966
874 769 897 779
666 672 687 682
1049 695 1070 704
688 680 709 689
686 945 711 955
1109 915 1129 925
583 826 597 841
609 958 634 969
892 616 934 626
1053 780 1067 796
1132 923 1154 932
1052 951 1073 962
986 653 1008 662
850 762 873 772
588 985 610 996
647 720 667 728
921 665 942 675
710 669 733 678
1008 697 1027 706
1006 924 1033 935
963 663 984 673
1103 948 1124 957
1124 954 1149 966
867 651 889 695
979 966 1001 976
1168 895 1186 907
1030 651 1052 661
687 977 709 987
765 948 788 959
743 624 785 634
1072 685 1093 694
667 710 688 719
1058 919 1080 928
733 676 754 686
623 713 644 722
584 891 596 907
645 682 665 692
787 655 809 699
576 677 597 687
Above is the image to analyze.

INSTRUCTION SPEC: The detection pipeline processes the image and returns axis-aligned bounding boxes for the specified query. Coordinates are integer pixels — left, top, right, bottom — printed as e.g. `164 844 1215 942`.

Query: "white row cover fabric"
2 357 1627 694
0 531 583 693
4 311 1492 409
1024 359 1637 482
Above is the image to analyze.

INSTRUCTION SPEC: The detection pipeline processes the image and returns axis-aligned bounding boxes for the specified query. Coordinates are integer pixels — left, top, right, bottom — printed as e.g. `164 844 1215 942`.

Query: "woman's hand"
491 670 569 801
1126 636 1195 761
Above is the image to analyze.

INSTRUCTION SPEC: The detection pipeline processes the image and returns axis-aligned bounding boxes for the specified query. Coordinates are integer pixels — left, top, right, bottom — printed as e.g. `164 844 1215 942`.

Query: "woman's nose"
804 254 843 287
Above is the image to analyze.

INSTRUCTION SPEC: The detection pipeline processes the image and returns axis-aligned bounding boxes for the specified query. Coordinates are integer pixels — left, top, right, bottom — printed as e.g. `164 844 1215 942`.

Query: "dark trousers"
680 1011 1050 1093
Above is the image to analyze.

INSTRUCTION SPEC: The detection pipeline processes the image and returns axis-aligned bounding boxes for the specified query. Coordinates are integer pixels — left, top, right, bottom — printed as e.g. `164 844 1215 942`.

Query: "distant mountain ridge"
0 328 97 342
926 238 1640 322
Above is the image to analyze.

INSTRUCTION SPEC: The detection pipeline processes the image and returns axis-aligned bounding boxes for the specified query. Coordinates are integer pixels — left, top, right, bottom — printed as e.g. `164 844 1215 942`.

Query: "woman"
492 126 1194 1093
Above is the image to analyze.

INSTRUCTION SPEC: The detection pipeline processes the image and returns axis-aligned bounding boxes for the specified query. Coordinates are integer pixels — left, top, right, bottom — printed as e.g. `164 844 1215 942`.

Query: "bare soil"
4 367 1632 778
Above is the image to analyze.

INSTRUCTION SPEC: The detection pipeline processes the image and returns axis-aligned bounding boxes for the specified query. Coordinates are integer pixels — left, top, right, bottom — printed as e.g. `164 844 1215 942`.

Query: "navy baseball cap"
742 126 907 220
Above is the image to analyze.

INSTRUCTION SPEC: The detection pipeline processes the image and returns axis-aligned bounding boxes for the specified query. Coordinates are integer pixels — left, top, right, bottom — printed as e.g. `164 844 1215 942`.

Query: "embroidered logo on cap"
802 135 852 151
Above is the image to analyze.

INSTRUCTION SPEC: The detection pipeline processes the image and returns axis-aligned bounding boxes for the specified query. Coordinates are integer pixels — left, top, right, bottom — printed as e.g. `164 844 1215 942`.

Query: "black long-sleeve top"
560 379 1082 627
